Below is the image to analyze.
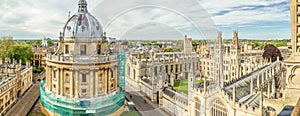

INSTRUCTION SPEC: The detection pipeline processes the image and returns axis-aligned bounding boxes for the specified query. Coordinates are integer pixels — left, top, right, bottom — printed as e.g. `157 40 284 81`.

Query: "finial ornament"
72 30 75 37
68 11 71 19
104 32 107 37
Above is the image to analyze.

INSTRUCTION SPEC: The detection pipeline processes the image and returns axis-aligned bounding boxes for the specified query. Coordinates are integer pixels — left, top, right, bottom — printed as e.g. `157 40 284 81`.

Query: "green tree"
164 48 174 52
33 40 42 47
259 42 267 50
152 42 162 48
47 40 54 46
0 36 14 59
8 43 33 64
252 42 260 48
33 66 45 73
224 41 230 44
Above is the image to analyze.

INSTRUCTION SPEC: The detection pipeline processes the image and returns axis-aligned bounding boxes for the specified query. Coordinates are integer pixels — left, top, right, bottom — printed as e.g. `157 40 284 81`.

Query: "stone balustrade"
46 54 118 63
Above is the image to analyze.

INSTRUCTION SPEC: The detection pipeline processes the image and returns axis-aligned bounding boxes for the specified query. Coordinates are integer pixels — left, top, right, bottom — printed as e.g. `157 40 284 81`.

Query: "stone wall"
162 89 188 116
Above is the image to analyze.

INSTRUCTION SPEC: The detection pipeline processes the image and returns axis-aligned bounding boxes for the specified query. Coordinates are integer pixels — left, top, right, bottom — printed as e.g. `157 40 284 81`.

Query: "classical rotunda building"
40 0 125 115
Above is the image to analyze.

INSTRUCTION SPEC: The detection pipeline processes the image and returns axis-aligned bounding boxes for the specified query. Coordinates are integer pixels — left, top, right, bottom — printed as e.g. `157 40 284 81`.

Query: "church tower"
214 32 224 88
230 31 241 80
184 35 193 55
284 0 300 103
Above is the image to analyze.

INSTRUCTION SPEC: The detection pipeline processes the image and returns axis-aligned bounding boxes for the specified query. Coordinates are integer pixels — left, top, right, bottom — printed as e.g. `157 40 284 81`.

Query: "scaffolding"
40 52 127 116
117 52 126 89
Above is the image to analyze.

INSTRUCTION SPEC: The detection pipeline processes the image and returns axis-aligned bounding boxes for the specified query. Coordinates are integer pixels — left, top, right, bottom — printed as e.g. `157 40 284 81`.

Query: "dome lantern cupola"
63 0 103 38
78 0 88 13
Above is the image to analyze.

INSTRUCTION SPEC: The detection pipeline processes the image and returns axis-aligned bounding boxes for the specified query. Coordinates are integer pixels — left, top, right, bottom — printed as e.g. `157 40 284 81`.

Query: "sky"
0 0 291 40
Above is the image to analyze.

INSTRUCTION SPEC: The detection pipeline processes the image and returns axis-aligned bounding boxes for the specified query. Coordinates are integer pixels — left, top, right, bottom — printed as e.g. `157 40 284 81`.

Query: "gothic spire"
233 31 238 44
217 31 223 46
231 31 239 49
78 0 88 13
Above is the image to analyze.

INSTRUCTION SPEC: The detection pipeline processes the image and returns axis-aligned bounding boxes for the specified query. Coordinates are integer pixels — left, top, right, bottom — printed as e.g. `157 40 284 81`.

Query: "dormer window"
97 45 101 54
65 45 69 54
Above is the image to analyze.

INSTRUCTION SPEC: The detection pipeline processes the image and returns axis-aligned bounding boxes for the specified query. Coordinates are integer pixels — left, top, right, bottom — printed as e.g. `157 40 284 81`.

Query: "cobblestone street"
6 83 40 116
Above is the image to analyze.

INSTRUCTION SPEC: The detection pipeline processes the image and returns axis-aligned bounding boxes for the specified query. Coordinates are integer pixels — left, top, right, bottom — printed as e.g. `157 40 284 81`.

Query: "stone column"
60 68 64 96
70 69 74 97
105 69 108 93
108 68 112 91
75 70 79 98
49 66 53 91
114 67 117 88
90 70 94 97
57 68 61 95
271 78 276 98
95 69 98 97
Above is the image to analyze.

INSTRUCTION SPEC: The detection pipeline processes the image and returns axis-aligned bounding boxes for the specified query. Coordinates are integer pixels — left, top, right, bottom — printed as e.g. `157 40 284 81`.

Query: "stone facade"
0 59 33 115
284 0 300 104
126 31 289 116
126 35 202 102
198 31 264 82
184 35 193 55
32 47 47 67
40 0 125 115
126 50 200 103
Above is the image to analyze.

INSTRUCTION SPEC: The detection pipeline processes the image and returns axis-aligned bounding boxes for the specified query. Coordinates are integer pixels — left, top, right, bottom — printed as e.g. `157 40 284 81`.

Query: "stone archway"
210 99 228 116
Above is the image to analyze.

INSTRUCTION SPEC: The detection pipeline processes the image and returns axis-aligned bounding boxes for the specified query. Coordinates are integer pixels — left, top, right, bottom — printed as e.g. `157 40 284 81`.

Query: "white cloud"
0 0 290 40
199 0 289 26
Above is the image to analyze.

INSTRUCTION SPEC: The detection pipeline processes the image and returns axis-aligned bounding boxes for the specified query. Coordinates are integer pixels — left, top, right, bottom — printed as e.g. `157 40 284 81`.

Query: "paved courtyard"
126 86 171 116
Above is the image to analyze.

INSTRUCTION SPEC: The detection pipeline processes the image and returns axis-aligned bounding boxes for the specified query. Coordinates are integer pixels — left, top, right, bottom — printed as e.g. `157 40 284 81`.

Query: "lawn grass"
173 80 201 94
28 111 46 116
121 111 139 116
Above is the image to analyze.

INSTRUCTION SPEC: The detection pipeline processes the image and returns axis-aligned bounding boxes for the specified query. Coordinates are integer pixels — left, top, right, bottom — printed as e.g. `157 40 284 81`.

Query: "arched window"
154 67 158 76
97 45 101 54
65 45 69 54
133 69 136 80
111 69 114 78
211 99 228 116
195 98 201 116
65 73 69 83
127 65 130 76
